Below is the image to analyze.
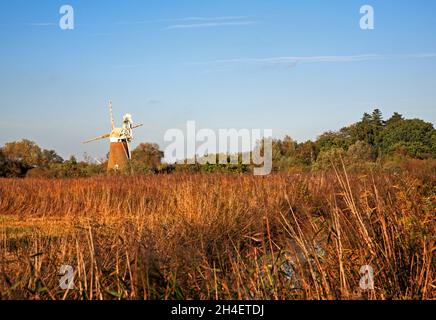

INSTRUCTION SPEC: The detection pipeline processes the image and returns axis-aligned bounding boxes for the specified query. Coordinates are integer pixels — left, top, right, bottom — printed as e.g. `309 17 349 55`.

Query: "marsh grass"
0 164 434 300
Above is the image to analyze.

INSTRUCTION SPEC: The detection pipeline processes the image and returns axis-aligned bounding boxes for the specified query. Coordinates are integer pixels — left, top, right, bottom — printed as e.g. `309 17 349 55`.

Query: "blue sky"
0 0 435 160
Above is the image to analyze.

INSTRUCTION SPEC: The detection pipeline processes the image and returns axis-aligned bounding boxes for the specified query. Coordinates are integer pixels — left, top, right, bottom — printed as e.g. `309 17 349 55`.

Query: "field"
0 163 435 300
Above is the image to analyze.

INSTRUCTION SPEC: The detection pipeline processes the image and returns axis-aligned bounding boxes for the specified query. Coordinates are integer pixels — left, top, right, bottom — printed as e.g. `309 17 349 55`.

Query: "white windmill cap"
123 113 132 122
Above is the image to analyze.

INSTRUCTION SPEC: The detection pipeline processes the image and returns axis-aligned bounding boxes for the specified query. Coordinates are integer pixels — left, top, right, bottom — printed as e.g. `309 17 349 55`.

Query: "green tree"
0 149 23 177
317 131 352 150
371 108 384 128
378 119 435 158
352 109 385 147
280 136 297 157
131 143 164 172
385 112 404 126
0 149 6 176
347 141 374 162
2 139 63 171
2 139 43 168
41 149 64 167
313 147 346 170
296 140 319 165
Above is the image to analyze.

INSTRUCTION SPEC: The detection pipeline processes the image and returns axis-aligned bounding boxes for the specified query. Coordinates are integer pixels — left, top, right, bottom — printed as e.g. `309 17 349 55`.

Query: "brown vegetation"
0 161 435 300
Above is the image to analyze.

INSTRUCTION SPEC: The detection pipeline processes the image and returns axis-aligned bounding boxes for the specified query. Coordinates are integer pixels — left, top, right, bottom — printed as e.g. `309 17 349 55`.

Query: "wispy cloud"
27 22 57 27
197 53 436 67
117 16 249 25
212 54 385 64
116 20 156 25
164 20 255 30
117 15 256 30
168 16 247 22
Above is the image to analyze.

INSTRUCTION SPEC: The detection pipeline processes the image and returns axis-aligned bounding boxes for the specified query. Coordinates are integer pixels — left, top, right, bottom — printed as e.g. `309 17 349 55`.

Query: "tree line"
0 109 434 178
270 109 435 172
0 139 165 178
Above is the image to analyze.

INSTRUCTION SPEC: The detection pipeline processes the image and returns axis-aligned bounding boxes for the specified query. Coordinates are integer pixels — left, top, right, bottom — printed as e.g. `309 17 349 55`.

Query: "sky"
0 0 435 161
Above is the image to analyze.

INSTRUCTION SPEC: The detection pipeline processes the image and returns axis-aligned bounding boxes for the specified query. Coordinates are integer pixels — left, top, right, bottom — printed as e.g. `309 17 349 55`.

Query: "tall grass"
0 164 434 299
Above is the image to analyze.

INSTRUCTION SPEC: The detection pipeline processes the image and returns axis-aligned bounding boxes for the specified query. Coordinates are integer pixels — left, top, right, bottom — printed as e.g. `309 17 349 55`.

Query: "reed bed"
0 166 434 300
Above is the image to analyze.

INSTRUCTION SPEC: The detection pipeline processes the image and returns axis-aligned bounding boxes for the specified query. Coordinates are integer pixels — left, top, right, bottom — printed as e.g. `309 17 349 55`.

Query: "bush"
347 141 375 162
313 147 346 170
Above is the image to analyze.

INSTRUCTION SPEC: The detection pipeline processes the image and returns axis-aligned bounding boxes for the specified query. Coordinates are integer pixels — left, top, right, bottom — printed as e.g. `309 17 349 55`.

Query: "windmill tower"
83 101 143 172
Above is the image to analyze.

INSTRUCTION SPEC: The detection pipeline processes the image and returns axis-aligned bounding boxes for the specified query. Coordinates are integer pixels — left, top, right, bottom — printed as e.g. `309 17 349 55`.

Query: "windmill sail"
109 100 115 131
82 101 141 172
82 133 111 144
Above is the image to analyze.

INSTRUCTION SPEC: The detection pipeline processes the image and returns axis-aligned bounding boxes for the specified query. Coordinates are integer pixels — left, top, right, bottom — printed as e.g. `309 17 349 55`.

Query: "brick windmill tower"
83 101 142 172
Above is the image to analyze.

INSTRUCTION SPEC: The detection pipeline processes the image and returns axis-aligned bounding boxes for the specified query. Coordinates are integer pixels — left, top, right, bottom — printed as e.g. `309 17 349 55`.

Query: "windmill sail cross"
82 101 141 172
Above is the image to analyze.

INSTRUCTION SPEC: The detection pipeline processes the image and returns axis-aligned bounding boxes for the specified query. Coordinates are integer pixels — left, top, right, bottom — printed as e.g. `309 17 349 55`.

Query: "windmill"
83 101 143 172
